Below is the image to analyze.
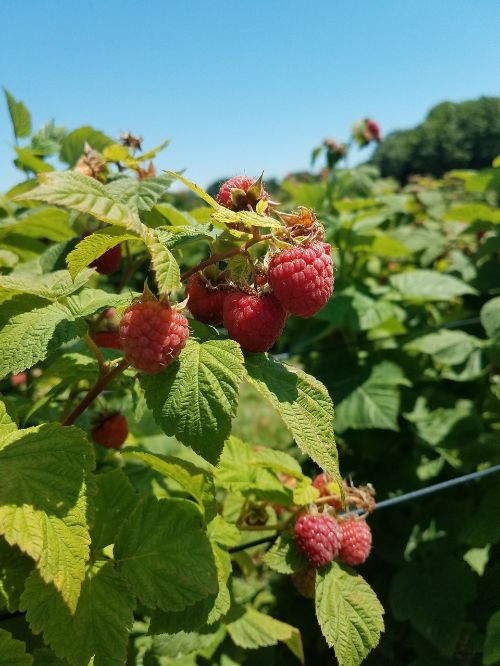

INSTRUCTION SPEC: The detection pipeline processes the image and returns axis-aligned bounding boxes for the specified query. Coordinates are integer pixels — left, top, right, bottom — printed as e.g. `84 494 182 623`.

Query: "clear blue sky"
1 0 499 191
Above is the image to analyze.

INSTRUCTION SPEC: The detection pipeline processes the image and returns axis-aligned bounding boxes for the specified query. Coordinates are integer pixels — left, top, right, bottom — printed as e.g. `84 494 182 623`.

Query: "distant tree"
371 96 500 181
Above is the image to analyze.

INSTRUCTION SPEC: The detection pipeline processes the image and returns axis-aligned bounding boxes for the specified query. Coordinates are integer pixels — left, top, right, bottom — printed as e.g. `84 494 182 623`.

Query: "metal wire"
229 463 500 553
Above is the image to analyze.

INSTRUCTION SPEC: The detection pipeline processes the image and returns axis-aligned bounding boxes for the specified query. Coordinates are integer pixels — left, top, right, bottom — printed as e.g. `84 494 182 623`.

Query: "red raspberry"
216 175 269 212
10 372 27 387
81 233 122 275
338 518 372 566
366 118 382 142
268 242 333 317
291 567 316 599
91 413 128 449
186 273 227 325
92 331 122 350
119 301 189 373
223 291 286 352
312 473 342 511
294 513 342 568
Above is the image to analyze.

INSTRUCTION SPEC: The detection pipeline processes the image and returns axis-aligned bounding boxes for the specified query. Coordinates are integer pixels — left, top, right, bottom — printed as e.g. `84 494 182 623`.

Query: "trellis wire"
229 463 500 554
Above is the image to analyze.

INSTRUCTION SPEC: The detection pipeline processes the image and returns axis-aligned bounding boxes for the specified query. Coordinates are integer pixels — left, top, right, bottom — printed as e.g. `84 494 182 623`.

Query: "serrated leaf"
105 174 172 212
4 89 31 139
66 228 139 278
293 478 320 505
0 208 74 242
0 399 18 440
64 288 137 319
0 268 94 302
389 557 475 656
481 296 500 341
165 171 218 208
137 139 170 162
210 207 284 230
22 561 134 666
227 607 304 663
142 338 244 464
0 423 94 611
149 229 181 294
15 172 151 241
244 355 340 485
483 610 500 666
122 449 216 521
207 515 241 548
115 497 217 612
315 563 384 666
404 330 483 366
0 628 33 665
59 127 113 167
91 469 138 550
262 533 309 574
0 296 87 378
389 269 476 301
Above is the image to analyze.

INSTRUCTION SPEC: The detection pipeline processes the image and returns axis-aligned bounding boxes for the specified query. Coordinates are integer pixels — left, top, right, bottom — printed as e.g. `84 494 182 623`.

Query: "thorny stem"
62 358 130 426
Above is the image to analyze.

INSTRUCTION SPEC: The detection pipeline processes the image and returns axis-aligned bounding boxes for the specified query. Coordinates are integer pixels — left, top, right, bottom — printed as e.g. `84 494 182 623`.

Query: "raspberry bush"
0 91 499 666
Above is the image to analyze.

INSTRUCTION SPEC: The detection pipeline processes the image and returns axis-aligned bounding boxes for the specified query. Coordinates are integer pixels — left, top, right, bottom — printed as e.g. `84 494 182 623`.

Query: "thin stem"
84 333 106 372
62 358 130 426
180 232 274 282
237 523 286 532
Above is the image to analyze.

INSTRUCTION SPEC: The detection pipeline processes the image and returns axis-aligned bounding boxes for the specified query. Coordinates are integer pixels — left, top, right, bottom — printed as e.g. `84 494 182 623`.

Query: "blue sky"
1 0 499 190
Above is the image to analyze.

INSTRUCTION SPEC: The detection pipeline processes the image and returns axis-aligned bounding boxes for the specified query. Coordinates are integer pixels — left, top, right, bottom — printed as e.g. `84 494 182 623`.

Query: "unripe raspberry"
91 413 128 449
268 242 333 317
81 233 122 275
294 513 341 568
119 301 189 373
92 331 122 350
291 567 316 599
216 175 270 212
223 291 286 352
186 273 227 325
338 518 372 566
312 473 342 511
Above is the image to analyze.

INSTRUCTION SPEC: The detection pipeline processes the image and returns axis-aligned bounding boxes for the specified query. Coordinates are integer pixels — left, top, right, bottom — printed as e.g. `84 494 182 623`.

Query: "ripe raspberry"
291 568 316 599
10 372 27 387
294 513 342 568
312 473 342 511
216 175 269 212
338 518 372 566
81 233 122 275
366 118 382 142
223 291 286 352
268 242 333 317
186 273 227 325
119 301 189 373
91 413 128 449
92 331 122 350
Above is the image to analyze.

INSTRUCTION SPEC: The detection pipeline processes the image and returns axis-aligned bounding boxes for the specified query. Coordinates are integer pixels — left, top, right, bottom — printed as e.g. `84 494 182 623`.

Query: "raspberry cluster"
294 513 372 569
185 176 334 353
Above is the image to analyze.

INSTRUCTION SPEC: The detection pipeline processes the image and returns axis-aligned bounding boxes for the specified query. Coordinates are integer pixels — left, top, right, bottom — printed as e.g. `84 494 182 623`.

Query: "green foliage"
372 96 500 180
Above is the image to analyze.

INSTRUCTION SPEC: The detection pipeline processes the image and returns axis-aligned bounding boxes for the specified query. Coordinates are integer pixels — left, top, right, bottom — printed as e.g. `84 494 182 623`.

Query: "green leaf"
165 171 218 208
405 330 483 365
315 563 384 666
122 449 216 521
211 207 284 230
64 288 136 319
142 338 244 464
0 296 87 378
293 478 320 505
0 268 94 301
483 610 500 666
149 229 181 295
444 203 500 224
317 287 401 332
22 561 135 666
0 399 18 440
15 148 54 174
0 628 33 665
481 296 500 341
115 497 217 612
0 540 33 612
0 208 74 242
227 607 304 663
91 469 138 551
66 227 139 278
4 89 31 139
244 355 340 484
105 174 172 212
0 423 94 611
333 361 409 432
137 138 170 162
389 269 476 301
262 533 309 574
59 127 113 166
15 172 151 241
389 557 475 656
206 515 240 548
